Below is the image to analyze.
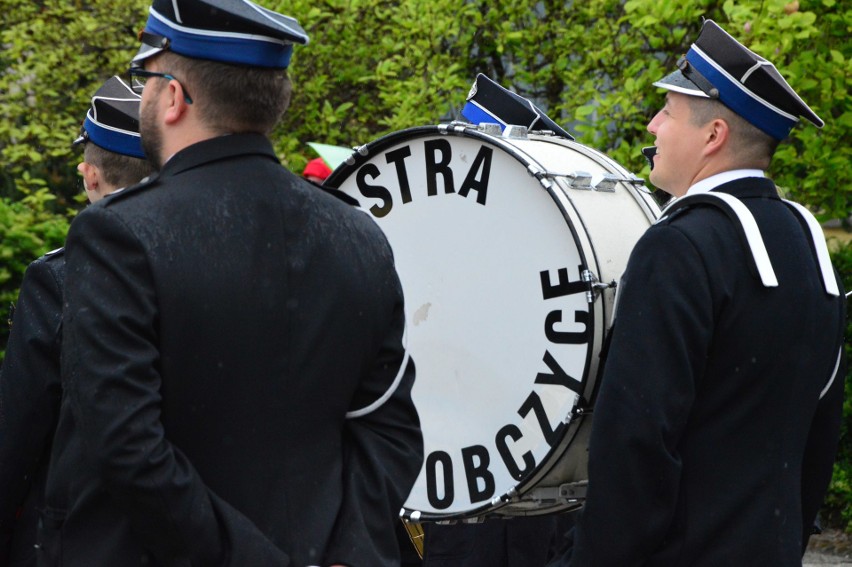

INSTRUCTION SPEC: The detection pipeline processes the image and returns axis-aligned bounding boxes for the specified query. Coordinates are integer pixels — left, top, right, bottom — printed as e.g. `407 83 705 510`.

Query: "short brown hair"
83 143 156 188
156 51 292 135
687 97 780 169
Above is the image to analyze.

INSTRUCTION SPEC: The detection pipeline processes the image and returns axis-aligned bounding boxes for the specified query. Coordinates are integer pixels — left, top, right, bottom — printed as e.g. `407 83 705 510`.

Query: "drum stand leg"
401 519 425 558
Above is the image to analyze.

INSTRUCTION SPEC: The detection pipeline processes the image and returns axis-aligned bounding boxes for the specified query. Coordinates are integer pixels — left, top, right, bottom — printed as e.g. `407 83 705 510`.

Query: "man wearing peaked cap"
562 19 845 566
73 76 155 201
653 19 823 140
40 2 423 567
75 75 146 155
0 76 153 567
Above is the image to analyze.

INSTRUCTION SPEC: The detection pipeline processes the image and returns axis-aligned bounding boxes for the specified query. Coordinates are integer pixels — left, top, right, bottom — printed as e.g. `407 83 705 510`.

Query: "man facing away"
38 1 423 566
0 76 154 566
563 19 846 566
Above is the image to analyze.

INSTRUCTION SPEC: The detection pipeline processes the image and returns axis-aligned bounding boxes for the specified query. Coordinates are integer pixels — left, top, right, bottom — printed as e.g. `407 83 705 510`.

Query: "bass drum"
325 123 660 521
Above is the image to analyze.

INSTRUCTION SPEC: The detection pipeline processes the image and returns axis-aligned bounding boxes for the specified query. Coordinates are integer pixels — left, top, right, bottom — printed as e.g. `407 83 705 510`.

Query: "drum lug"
581 269 617 303
526 482 588 506
540 170 593 190
569 171 592 190
559 482 588 500
344 144 369 165
477 123 503 136
502 124 529 139
594 173 619 192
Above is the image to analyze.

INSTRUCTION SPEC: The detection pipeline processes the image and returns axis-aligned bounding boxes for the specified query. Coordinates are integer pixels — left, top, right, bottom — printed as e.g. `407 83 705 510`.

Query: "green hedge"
1 0 849 220
0 190 71 355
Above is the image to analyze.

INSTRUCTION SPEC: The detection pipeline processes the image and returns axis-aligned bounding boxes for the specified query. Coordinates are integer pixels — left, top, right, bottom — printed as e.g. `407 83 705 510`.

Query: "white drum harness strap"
656 192 838 295
656 191 842 399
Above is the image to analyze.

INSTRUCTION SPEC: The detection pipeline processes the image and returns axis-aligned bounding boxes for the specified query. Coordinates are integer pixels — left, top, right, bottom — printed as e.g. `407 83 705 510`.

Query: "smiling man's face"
646 92 708 198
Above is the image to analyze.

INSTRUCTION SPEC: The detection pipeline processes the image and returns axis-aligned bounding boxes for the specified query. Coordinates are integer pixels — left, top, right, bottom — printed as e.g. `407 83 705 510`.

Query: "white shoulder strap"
659 192 778 288
782 200 840 297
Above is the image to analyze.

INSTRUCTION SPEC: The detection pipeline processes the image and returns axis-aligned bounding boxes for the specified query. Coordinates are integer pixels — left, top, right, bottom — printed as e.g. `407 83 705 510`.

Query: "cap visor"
653 69 709 98
132 43 164 65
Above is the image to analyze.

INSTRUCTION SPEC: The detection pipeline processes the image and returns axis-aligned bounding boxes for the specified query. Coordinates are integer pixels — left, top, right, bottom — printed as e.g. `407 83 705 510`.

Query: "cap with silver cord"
132 0 309 69
73 76 145 159
651 19 822 140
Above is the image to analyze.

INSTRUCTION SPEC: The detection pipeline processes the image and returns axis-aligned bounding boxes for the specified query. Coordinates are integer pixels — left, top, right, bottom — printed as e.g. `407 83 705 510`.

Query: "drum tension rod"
581 269 617 303
537 171 647 192
537 170 593 190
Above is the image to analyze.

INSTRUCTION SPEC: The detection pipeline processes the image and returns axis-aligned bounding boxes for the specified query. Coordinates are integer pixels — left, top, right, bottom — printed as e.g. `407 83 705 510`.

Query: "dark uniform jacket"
569 177 846 566
0 251 65 566
39 134 423 567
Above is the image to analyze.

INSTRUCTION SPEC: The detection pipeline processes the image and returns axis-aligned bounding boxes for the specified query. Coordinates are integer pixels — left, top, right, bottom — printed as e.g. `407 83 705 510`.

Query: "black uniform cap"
654 19 823 140
462 74 573 140
133 0 309 69
73 76 144 159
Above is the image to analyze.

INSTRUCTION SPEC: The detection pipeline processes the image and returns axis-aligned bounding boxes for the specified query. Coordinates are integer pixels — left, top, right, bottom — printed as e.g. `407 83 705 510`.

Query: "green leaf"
575 105 596 118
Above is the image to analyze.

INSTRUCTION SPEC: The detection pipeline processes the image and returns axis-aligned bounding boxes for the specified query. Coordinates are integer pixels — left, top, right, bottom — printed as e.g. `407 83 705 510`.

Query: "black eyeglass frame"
128 68 193 104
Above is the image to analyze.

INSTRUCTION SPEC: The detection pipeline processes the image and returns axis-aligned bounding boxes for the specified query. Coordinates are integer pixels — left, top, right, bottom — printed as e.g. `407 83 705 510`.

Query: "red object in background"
302 158 332 182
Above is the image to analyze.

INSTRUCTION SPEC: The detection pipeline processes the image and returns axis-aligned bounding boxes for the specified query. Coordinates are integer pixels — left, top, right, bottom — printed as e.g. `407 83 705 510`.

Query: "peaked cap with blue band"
73 76 145 159
653 19 823 140
132 0 309 69
462 74 574 140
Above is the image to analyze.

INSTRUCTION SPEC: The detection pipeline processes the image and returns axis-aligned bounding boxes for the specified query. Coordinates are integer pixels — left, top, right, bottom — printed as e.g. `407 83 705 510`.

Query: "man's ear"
78 161 100 193
163 80 191 125
703 118 730 157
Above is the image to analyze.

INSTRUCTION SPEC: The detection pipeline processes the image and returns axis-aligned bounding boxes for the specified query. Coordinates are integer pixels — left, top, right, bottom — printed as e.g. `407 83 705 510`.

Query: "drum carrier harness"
653 192 842 399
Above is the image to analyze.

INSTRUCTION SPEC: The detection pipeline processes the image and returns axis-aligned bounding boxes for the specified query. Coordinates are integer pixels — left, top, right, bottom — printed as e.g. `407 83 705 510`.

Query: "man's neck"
686 169 766 196
161 127 222 166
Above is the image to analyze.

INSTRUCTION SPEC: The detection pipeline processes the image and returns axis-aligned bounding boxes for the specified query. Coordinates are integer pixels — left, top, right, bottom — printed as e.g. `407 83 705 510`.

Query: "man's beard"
140 97 164 169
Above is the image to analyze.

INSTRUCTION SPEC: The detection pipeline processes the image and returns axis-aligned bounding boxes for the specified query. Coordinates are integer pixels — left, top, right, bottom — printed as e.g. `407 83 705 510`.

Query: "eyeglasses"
128 68 193 104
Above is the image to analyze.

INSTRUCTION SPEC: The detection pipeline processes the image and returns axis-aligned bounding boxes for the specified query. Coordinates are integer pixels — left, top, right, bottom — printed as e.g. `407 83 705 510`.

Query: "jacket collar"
98 134 280 203
708 175 780 200
160 133 280 177
676 171 778 203
686 169 764 195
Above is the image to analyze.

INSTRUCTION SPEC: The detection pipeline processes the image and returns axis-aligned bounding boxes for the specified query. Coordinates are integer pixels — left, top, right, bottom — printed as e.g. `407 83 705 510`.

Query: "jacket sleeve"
61 206 289 566
0 259 63 561
570 225 713 566
323 266 424 567
799 283 846 554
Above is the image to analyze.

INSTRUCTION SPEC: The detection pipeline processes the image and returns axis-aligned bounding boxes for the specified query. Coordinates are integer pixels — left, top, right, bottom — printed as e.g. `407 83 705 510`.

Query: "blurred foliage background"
1 0 850 530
